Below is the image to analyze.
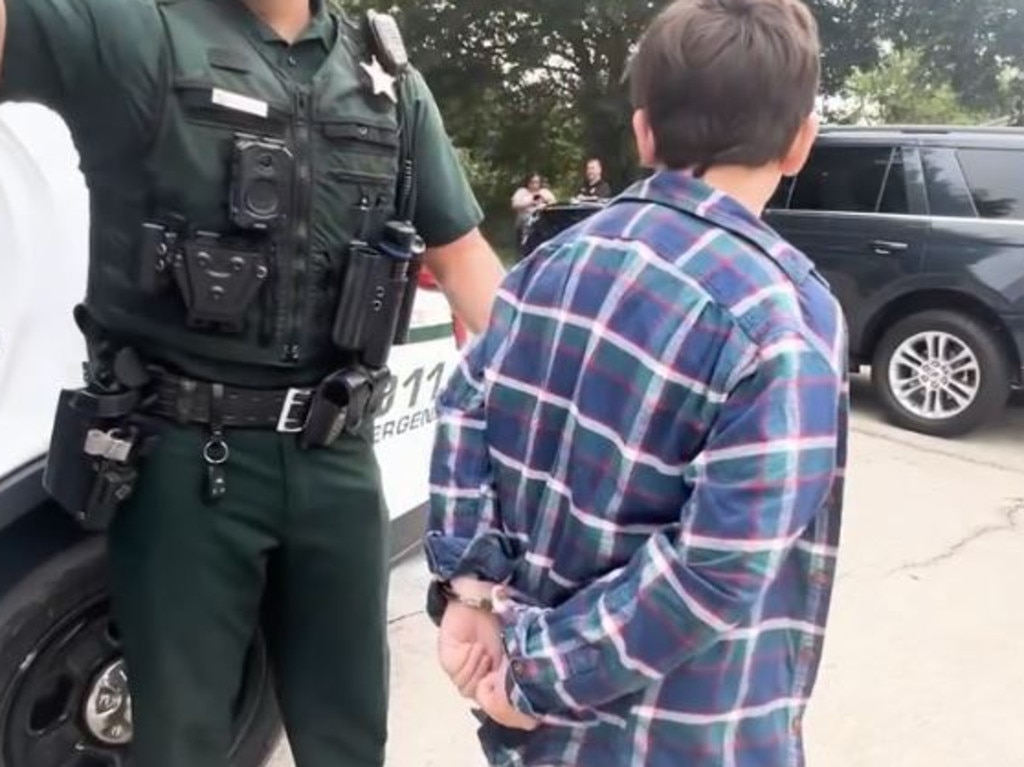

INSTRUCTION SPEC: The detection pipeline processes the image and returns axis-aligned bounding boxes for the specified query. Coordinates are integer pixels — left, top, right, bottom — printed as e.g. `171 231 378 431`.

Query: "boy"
424 1 848 765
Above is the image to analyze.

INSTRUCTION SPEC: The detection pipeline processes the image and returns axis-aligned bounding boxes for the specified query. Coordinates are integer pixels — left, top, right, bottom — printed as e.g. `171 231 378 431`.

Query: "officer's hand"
438 602 503 698
475 659 541 731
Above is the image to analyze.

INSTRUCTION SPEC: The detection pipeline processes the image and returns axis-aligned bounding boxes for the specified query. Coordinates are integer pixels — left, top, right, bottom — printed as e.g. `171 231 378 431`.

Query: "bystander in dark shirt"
578 179 612 198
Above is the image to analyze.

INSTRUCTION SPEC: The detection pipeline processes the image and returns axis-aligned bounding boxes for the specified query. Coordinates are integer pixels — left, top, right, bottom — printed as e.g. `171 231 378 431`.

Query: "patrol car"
0 103 461 766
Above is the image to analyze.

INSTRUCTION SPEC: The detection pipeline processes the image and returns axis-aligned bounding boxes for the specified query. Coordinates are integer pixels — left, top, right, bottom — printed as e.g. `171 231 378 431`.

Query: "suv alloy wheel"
872 310 1011 437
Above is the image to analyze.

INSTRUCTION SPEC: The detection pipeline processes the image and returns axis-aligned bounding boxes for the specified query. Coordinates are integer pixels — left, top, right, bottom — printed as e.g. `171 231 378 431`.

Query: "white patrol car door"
0 104 89 480
375 282 461 532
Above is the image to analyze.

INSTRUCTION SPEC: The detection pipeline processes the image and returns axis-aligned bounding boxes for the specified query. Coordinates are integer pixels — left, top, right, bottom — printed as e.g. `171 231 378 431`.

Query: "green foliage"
880 0 1024 113
836 48 988 125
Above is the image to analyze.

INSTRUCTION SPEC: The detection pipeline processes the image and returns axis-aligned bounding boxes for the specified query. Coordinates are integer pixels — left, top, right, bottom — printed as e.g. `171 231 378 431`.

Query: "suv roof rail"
820 123 1024 135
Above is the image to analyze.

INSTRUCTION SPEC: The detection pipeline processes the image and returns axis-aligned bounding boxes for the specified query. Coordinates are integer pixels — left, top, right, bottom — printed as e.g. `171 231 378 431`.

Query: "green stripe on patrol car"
406 322 454 344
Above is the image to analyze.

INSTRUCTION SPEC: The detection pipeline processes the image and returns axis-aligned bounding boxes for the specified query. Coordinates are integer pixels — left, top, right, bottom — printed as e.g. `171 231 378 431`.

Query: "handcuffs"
430 578 511 624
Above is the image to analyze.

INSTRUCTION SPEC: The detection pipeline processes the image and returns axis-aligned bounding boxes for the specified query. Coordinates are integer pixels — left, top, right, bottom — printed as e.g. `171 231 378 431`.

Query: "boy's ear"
632 109 657 168
780 113 819 177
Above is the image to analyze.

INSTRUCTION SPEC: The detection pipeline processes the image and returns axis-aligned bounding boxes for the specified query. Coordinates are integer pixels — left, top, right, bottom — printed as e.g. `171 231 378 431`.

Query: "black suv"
765 126 1024 437
521 126 1024 438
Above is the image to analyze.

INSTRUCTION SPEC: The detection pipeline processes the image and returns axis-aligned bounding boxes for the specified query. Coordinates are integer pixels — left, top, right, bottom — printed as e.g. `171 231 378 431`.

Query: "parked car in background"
765 126 1024 437
520 126 1024 438
521 200 607 259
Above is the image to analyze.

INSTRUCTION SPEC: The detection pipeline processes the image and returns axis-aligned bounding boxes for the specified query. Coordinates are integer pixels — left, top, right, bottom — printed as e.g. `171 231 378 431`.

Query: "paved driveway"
272 380 1024 767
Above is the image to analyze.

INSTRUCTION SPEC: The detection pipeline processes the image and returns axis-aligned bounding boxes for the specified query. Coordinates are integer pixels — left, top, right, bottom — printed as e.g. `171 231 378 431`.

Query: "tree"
836 48 987 125
884 0 1024 113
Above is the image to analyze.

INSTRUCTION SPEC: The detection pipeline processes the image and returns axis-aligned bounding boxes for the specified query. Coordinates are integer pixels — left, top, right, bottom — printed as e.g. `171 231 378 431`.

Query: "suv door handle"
871 240 909 255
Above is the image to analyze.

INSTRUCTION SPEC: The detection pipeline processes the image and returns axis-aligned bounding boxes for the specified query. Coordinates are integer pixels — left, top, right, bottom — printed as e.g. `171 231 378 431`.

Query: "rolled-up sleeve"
496 336 844 718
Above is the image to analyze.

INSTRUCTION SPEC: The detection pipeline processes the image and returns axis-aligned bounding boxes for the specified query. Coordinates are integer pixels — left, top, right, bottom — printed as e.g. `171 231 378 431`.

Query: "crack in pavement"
852 422 1023 477
388 610 426 626
890 498 1023 576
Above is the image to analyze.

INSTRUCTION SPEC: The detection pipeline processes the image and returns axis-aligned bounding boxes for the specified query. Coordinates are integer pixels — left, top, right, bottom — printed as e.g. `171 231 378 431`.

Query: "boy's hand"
476 659 540 731
438 598 504 698
440 635 493 698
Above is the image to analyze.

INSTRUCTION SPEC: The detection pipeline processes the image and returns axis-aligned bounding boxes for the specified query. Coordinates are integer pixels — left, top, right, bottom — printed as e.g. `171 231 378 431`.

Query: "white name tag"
211 88 269 119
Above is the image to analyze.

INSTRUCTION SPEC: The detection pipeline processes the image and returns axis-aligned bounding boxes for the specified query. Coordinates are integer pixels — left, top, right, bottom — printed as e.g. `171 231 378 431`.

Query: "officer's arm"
423 230 506 336
0 0 160 129
0 0 94 107
403 69 506 336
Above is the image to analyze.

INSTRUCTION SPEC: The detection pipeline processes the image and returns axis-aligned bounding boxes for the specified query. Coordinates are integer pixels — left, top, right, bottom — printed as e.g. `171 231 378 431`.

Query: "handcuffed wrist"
439 579 505 613
449 575 496 601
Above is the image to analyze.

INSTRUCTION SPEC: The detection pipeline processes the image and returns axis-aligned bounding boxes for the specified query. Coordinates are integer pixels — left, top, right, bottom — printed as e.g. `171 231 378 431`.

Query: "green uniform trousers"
108 421 390 767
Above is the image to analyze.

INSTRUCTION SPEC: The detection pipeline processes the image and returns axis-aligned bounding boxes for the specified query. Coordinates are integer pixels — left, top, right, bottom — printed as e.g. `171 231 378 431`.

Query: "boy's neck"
698 164 782 218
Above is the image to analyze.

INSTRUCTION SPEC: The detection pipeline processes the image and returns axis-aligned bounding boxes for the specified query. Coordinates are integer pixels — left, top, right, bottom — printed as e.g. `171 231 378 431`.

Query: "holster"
172 236 270 333
138 224 271 334
42 387 161 532
300 367 391 449
331 241 408 369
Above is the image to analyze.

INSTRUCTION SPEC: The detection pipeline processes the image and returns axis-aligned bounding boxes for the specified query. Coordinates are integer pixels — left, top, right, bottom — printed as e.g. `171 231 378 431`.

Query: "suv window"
878 150 910 214
921 147 977 218
957 148 1024 220
787 146 908 215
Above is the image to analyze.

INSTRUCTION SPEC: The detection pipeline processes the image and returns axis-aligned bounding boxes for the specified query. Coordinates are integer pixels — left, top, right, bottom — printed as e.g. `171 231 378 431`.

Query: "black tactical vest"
84 0 404 375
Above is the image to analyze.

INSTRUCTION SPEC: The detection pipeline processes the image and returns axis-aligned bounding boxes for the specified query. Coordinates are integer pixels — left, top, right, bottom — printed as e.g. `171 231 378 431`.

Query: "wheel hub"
83 659 133 746
887 330 982 421
3 594 271 767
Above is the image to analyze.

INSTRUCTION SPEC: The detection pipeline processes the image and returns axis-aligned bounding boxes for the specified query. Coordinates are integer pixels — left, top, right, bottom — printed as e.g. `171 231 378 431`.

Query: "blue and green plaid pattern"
425 170 848 767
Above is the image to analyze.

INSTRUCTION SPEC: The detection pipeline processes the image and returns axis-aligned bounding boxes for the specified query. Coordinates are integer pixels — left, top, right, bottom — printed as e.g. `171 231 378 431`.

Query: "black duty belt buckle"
276 387 314 433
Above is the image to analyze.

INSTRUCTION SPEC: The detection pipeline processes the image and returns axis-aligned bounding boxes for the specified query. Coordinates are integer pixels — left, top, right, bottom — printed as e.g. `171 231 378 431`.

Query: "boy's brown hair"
629 0 821 173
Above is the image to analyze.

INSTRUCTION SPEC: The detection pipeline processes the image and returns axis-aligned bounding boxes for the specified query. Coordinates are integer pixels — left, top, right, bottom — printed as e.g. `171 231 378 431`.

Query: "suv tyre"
872 310 1011 438
0 537 281 767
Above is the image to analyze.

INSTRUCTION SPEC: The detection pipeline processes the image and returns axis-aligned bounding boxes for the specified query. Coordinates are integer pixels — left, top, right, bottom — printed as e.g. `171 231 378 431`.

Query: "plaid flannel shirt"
425 170 848 767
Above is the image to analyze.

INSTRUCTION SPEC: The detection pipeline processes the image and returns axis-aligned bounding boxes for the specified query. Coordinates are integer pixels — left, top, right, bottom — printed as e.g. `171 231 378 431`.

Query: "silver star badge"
360 56 397 104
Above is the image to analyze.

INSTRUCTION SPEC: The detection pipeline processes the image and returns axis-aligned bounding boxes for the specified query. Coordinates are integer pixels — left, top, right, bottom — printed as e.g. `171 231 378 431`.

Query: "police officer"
0 0 505 764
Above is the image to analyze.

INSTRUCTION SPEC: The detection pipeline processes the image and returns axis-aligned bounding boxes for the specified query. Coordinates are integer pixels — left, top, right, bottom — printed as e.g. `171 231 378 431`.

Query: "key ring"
202 438 230 466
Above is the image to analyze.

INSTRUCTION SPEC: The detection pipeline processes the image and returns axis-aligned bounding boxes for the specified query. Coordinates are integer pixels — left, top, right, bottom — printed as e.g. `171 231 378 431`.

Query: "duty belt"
147 372 317 433
145 367 391 446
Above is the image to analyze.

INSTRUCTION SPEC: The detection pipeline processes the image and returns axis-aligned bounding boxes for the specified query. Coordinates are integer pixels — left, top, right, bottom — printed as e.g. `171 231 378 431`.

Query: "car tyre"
0 536 281 767
872 310 1010 438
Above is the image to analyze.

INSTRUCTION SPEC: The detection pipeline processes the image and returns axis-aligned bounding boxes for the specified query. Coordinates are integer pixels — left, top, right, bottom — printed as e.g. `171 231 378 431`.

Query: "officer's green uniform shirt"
0 0 483 385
